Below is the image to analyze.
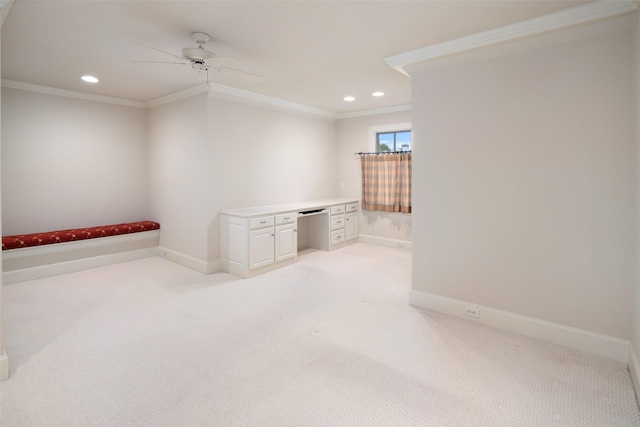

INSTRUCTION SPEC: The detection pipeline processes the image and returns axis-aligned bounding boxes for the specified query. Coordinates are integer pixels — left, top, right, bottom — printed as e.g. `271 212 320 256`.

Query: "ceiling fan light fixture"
182 47 215 61
81 75 99 83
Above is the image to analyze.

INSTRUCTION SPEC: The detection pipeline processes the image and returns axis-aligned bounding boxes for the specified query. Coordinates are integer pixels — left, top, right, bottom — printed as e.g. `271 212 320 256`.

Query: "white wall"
1 88 340 269
336 112 412 243
206 96 337 261
633 9 640 356
1 88 149 235
409 15 635 339
148 93 208 263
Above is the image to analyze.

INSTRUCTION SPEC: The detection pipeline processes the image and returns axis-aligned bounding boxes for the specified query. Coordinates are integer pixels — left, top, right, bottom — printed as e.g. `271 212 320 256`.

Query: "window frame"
376 130 412 153
368 122 412 153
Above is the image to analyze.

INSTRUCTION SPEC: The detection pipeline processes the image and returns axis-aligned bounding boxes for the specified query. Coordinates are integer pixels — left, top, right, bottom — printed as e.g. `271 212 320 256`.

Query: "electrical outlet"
339 182 345 190
464 306 480 318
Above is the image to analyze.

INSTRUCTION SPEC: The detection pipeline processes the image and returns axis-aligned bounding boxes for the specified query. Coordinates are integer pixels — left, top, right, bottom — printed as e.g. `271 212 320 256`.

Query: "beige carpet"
0 243 638 426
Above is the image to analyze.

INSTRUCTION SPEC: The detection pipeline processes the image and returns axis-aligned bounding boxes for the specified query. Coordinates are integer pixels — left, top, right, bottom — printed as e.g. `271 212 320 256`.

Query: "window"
376 130 412 153
361 123 412 214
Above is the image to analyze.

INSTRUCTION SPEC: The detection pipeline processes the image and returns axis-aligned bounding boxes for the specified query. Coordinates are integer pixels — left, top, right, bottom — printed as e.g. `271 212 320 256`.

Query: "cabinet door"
275 223 297 263
346 212 358 241
249 228 274 270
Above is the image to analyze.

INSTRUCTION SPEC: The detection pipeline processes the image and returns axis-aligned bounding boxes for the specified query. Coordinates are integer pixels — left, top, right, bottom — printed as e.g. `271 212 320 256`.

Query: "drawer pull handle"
260 220 267 224
284 217 289 220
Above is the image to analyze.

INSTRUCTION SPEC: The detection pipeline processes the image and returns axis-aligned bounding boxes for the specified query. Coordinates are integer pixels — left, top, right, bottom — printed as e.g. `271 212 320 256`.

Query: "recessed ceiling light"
81 75 99 83
344 96 355 102
372 91 385 97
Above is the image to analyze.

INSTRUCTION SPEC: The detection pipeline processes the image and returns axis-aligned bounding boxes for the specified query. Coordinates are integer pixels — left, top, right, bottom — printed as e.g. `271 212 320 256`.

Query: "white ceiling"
2 1 588 115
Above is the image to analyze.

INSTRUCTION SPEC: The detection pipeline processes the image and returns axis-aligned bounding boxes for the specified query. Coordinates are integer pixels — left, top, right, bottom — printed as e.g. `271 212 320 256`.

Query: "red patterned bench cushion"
2 221 160 250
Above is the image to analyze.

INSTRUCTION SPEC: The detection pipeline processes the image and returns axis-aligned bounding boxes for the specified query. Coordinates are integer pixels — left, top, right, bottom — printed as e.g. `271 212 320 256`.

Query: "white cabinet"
346 212 357 241
330 205 345 215
221 199 359 278
275 223 297 263
330 214 345 231
249 227 274 270
330 205 346 248
222 211 298 277
325 202 359 249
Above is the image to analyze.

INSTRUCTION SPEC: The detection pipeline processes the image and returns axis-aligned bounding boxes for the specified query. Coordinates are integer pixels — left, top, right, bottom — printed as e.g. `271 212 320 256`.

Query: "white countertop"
221 198 359 218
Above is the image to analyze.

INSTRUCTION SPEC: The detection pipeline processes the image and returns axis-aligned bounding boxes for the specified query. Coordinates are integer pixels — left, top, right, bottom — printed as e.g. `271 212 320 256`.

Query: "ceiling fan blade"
205 55 244 68
213 66 263 83
133 61 186 65
134 42 184 61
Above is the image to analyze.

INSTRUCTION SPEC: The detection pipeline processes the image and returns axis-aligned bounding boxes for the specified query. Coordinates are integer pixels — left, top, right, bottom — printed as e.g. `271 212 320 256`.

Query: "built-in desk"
221 198 359 277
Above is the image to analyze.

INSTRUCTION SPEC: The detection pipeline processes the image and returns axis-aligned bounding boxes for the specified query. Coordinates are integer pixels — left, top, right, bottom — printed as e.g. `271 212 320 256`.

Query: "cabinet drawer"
250 216 274 230
346 203 358 213
331 229 345 246
275 212 297 225
331 214 345 230
330 205 345 215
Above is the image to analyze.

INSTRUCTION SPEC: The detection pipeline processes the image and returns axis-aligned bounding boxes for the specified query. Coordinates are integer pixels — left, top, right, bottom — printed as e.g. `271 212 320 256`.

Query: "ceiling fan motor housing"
182 32 215 61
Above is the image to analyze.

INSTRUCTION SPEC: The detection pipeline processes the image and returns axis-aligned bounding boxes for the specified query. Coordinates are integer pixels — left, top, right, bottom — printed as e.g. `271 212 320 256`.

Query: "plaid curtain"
360 153 412 213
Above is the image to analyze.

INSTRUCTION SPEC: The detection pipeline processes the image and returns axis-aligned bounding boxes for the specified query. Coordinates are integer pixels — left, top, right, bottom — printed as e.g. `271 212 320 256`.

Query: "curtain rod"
354 151 412 157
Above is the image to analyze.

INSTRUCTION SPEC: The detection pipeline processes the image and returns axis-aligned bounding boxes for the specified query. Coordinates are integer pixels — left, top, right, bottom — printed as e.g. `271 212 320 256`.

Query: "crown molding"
1 79 147 108
1 78 410 119
145 84 209 108
206 82 338 119
206 83 411 119
385 0 638 73
337 104 412 120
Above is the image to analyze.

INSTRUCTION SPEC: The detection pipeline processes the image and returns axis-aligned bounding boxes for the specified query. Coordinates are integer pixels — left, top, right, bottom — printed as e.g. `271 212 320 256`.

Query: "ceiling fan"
135 32 262 82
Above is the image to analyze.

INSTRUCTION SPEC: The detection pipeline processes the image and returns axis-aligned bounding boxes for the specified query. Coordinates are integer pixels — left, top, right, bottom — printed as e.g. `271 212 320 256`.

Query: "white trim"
0 78 410 119
409 290 630 364
358 234 412 251
1 79 147 108
158 247 209 274
629 346 640 404
145 84 209 108
207 259 221 275
384 1 638 73
207 82 338 119
2 247 159 285
0 352 8 381
337 104 412 120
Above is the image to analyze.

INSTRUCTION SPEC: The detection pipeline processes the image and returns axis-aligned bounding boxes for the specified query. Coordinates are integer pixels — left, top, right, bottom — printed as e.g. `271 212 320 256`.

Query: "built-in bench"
2 221 160 284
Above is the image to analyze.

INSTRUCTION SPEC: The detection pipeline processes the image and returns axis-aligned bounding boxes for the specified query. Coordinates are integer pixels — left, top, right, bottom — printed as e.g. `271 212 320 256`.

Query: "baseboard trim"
3 247 159 285
358 234 412 251
409 290 630 364
207 259 221 275
0 351 8 381
629 346 640 404
158 247 210 274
